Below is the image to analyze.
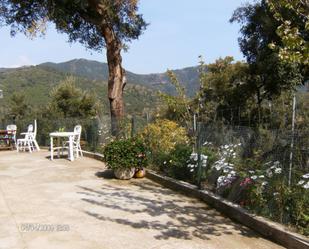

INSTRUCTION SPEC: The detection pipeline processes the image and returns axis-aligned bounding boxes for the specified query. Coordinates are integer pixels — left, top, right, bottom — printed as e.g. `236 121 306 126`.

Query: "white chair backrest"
33 120 37 138
74 125 82 142
22 124 33 140
27 124 34 133
6 124 17 132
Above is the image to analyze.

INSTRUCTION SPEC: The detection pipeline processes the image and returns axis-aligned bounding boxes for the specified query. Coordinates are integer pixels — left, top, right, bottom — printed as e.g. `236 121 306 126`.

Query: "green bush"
103 138 147 170
138 119 189 156
155 143 194 181
248 177 309 236
236 161 309 236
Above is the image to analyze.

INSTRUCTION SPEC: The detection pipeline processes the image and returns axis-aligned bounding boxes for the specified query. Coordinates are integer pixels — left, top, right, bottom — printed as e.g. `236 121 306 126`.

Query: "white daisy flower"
303 182 309 189
274 168 282 174
302 173 309 179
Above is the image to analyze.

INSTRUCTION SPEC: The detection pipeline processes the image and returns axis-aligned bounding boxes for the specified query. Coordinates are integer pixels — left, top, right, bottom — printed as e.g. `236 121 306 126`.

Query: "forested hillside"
39 59 200 96
0 65 158 116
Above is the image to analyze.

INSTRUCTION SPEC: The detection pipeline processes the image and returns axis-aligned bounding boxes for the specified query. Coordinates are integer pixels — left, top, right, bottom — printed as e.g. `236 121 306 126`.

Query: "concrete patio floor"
0 150 284 249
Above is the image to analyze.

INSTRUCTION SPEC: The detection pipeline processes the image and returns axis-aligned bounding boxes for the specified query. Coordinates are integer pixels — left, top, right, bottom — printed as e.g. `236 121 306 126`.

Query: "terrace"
0 150 283 249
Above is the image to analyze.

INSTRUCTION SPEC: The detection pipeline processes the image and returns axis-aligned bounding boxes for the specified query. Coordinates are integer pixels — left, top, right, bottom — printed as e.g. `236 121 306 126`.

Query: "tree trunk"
102 26 126 136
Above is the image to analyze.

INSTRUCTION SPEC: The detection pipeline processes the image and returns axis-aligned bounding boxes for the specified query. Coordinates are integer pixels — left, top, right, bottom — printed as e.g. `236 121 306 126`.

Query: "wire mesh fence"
0 114 150 153
1 109 308 184
194 121 309 187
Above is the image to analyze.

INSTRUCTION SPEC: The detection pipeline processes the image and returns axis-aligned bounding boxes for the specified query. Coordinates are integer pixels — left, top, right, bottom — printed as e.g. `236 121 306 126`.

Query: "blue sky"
0 0 251 74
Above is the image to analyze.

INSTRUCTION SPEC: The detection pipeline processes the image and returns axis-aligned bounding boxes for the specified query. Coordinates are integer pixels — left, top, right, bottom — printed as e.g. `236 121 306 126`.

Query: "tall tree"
0 0 147 135
8 92 31 121
230 0 303 107
49 76 98 118
196 57 250 124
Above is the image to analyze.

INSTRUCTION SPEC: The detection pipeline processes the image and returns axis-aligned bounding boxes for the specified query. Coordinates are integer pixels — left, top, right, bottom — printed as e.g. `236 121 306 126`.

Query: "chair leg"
33 139 40 151
30 140 33 151
79 145 83 157
17 140 24 152
74 145 79 158
61 141 64 156
27 141 32 153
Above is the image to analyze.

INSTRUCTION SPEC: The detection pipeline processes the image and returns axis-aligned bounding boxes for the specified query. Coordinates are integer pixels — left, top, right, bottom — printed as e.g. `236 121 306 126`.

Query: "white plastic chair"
32 120 40 151
6 124 17 145
17 124 33 152
62 125 83 158
16 120 40 152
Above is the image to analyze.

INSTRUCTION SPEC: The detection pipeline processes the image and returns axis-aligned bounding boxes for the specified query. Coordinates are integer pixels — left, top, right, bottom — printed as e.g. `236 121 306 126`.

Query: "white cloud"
5 55 35 68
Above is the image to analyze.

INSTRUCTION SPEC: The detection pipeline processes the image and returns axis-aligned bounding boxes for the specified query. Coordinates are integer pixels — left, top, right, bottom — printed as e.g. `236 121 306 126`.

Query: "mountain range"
39 58 200 96
0 58 307 117
0 59 201 116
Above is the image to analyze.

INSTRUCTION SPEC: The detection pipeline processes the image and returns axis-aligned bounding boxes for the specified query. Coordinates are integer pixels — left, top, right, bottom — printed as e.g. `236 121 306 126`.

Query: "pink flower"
240 177 252 187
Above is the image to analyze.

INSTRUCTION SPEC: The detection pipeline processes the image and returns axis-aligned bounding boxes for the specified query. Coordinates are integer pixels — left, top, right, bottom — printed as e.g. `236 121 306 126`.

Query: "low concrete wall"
83 151 309 249
82 151 105 162
146 170 309 249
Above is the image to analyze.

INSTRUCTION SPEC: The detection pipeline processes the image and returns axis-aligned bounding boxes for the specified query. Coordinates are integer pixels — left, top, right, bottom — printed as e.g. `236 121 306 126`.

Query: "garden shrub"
103 138 147 170
236 161 309 236
155 143 194 181
201 139 309 236
138 119 189 157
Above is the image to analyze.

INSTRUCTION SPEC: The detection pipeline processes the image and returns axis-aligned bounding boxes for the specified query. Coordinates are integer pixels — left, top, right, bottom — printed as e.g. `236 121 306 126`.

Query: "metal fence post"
288 95 296 187
196 122 202 189
131 115 135 138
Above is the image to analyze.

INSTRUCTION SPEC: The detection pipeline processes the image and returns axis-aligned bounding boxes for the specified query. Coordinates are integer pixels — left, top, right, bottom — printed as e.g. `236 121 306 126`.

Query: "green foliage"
153 143 194 181
0 0 148 136
196 57 249 123
41 59 201 97
138 119 190 156
0 0 147 51
246 170 309 235
267 0 309 66
159 70 193 128
40 59 110 81
200 146 218 170
0 66 65 106
0 65 159 117
231 1 304 105
296 92 309 131
7 92 32 121
103 138 147 170
48 76 98 118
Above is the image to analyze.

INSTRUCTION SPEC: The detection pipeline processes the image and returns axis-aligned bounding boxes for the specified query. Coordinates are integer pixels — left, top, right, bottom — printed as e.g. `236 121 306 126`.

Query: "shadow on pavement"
76 169 260 241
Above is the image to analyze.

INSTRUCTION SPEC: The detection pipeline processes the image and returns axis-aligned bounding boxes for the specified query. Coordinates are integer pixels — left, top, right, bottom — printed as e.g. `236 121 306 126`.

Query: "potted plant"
103 138 147 180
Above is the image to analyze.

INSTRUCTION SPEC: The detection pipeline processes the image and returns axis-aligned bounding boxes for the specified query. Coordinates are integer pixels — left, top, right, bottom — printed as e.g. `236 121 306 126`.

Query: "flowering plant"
297 173 309 190
210 142 241 189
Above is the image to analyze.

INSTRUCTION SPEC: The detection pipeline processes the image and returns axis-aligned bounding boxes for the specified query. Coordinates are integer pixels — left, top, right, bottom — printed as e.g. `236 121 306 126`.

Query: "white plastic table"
50 132 76 161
